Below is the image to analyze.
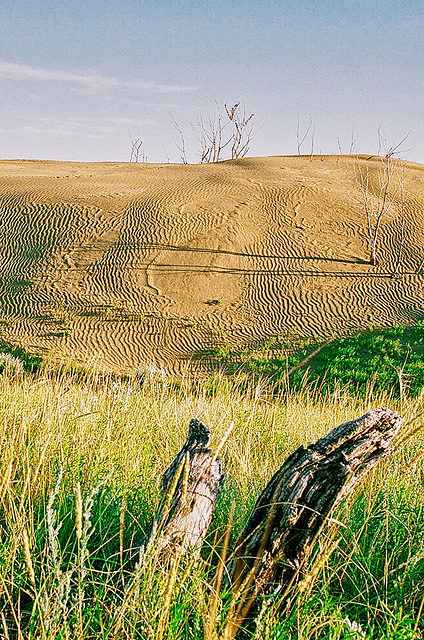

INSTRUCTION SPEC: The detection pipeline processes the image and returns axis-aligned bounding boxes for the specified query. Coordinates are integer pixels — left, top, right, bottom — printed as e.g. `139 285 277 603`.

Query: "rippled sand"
1 155 423 373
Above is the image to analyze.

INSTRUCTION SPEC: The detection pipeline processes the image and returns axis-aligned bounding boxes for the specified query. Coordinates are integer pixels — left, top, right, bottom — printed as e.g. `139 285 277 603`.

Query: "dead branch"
353 155 399 265
129 138 146 163
193 101 254 163
194 102 230 163
225 103 255 159
296 115 313 155
170 115 188 164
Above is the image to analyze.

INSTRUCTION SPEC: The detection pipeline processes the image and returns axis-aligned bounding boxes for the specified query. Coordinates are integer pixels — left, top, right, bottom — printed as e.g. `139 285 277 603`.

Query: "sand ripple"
0 156 423 373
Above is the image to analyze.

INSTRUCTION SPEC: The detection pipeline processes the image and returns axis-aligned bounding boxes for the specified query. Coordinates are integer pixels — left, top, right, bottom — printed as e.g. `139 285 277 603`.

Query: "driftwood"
149 418 225 558
226 408 402 611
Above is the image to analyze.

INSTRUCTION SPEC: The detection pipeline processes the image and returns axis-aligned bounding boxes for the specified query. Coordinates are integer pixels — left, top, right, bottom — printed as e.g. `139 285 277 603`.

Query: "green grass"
209 322 424 399
288 324 424 398
0 365 423 638
0 342 42 373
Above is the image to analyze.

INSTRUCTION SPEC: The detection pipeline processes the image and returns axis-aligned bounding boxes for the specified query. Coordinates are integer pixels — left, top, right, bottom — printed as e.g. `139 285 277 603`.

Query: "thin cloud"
103 116 156 126
0 60 197 94
24 116 157 139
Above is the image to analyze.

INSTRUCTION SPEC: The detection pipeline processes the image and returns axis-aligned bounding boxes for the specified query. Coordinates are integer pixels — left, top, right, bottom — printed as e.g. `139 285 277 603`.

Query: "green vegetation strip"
0 342 42 374
214 323 424 398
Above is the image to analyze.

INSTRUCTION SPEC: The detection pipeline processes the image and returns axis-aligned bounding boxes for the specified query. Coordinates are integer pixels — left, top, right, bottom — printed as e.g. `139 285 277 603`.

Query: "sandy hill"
0 155 424 374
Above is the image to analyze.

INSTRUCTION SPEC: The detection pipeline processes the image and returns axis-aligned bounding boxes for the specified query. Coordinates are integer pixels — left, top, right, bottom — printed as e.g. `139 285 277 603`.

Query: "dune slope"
1 155 424 373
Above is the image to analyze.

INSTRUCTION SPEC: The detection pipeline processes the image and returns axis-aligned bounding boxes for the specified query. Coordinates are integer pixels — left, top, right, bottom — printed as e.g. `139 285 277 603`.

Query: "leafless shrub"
337 128 358 155
394 162 406 274
225 102 255 159
170 115 188 164
353 154 404 265
377 127 411 158
296 115 314 156
194 101 229 163
129 137 147 163
193 101 255 163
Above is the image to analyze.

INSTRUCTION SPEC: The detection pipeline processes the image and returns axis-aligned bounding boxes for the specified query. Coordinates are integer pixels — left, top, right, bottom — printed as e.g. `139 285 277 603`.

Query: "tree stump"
145 409 402 635
149 418 225 558
226 408 402 621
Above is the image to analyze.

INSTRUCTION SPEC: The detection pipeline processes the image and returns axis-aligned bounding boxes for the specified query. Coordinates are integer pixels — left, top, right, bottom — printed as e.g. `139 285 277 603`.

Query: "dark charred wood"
226 408 402 606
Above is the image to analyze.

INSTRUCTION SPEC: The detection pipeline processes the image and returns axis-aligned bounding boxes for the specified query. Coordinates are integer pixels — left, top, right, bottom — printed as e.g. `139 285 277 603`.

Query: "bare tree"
349 128 358 154
296 115 314 155
377 126 410 158
352 129 411 266
354 154 400 265
170 115 188 164
194 101 229 163
338 128 358 155
394 162 406 274
129 137 146 163
225 102 255 159
193 101 255 163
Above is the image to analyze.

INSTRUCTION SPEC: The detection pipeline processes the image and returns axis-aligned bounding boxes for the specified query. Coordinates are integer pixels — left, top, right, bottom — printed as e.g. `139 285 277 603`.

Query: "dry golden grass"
0 367 423 638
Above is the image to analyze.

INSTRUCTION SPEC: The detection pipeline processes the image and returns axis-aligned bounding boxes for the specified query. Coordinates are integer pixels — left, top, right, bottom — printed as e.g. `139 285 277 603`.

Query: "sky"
1 0 423 164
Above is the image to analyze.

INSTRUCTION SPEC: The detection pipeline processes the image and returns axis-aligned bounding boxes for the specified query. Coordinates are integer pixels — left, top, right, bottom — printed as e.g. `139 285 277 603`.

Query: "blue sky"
1 1 423 163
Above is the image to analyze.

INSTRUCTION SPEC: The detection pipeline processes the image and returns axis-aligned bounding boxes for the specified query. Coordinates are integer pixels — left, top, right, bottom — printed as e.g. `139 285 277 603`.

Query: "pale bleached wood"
148 408 402 633
150 418 225 558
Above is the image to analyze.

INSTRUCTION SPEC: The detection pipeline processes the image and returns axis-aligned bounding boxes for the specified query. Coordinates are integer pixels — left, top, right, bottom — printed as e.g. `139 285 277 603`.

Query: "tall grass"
0 365 423 638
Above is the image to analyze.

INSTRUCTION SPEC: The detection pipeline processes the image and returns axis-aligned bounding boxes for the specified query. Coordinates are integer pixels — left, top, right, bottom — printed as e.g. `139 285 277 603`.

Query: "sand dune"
1 155 424 373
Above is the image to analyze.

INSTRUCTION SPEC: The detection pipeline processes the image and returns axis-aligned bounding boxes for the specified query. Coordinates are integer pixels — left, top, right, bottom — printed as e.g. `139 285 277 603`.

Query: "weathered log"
226 408 402 609
149 418 225 558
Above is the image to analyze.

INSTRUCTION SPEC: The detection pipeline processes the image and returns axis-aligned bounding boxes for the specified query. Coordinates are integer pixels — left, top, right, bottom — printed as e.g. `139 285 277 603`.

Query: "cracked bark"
149 418 225 558
149 408 402 632
227 408 402 602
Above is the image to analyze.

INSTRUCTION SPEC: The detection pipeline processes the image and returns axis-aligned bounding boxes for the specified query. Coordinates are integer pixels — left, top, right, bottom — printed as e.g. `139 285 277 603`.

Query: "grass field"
0 359 424 639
